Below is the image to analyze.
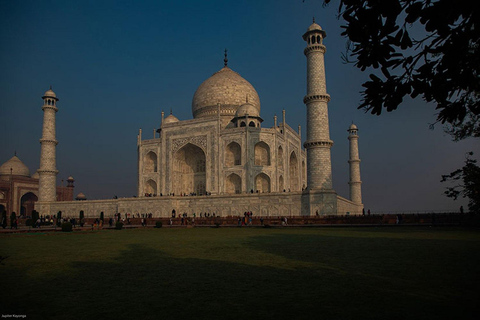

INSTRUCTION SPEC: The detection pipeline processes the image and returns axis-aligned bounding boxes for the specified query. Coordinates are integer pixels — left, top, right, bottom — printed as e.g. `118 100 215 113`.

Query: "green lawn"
1 227 479 320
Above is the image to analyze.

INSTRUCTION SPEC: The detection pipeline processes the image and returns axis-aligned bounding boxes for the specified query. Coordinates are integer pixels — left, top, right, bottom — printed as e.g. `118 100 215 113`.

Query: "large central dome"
192 66 260 119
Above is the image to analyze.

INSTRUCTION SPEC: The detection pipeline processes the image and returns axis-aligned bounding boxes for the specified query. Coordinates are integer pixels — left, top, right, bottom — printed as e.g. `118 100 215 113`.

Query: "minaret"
302 19 333 191
348 123 362 204
38 87 59 203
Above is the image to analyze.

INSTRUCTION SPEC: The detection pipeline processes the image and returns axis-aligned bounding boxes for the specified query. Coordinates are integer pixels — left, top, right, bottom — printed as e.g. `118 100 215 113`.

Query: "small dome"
76 192 86 200
303 20 327 40
308 22 323 32
43 88 57 98
235 103 259 118
0 156 31 177
67 176 74 181
192 66 260 119
349 123 358 130
32 171 40 179
163 113 179 124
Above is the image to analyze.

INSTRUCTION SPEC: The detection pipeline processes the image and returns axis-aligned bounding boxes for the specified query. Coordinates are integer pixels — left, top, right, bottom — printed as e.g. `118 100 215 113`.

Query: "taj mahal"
2 21 364 218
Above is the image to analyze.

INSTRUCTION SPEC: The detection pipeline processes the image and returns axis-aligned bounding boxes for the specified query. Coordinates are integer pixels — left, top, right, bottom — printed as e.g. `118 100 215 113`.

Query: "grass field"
1 227 479 320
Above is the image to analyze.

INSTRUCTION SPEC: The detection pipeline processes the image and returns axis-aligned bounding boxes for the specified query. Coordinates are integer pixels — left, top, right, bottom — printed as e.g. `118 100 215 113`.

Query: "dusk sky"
1 0 478 212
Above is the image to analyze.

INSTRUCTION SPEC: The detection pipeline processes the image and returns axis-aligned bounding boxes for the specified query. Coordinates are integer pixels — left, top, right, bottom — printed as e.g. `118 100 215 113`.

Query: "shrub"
61 222 73 232
155 221 163 228
25 219 32 227
115 222 123 230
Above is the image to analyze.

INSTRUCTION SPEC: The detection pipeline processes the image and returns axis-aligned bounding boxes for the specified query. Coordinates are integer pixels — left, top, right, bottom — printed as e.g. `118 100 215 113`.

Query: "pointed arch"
278 146 284 168
289 151 299 191
302 160 306 188
20 192 38 216
225 142 241 167
226 173 242 194
145 179 157 195
144 151 157 173
254 141 270 166
174 143 206 195
255 173 270 193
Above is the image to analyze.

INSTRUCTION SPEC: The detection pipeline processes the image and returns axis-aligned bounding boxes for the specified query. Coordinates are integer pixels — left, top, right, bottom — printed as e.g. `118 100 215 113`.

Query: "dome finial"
313 16 315 23
170 108 172 115
224 48 228 67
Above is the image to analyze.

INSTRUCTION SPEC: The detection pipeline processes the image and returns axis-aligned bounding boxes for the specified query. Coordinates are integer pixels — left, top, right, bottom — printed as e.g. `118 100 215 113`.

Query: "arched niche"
145 179 157 195
225 142 241 167
20 192 38 216
226 173 242 194
174 143 206 195
144 151 157 173
302 160 306 187
289 151 299 191
254 141 270 166
255 173 270 193
278 146 284 168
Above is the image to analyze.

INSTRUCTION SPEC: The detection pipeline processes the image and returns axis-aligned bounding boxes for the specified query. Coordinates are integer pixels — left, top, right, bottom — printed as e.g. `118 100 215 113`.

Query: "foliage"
79 210 84 220
323 0 480 140
155 221 163 228
100 211 104 222
25 219 32 227
61 222 73 232
115 222 123 230
441 152 480 213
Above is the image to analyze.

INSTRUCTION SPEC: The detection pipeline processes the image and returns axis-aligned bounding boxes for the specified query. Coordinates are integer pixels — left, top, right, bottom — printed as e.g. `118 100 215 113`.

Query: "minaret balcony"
303 94 330 104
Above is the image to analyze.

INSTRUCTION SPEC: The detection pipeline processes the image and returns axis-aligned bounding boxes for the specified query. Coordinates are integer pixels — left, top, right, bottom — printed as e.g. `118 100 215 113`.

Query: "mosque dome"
349 123 358 130
235 103 260 118
163 113 179 124
0 156 31 178
192 66 260 119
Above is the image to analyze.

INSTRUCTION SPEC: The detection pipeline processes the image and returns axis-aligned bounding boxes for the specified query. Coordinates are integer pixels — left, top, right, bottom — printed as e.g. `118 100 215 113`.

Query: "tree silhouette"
323 0 479 140
441 152 480 213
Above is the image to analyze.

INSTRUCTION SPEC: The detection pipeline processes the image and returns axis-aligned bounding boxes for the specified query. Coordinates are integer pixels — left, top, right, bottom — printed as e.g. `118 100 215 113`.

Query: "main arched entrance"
21 192 38 216
174 143 206 195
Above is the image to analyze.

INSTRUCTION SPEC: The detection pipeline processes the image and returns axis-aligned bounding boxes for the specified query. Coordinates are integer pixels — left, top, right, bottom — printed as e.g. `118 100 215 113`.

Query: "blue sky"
1 0 478 212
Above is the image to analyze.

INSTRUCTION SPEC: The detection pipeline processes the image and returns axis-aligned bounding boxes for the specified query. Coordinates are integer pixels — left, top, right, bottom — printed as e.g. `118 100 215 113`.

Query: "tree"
323 0 480 140
441 152 480 213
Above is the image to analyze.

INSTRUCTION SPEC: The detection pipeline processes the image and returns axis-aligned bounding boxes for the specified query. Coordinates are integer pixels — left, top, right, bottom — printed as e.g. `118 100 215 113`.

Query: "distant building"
0 155 74 216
